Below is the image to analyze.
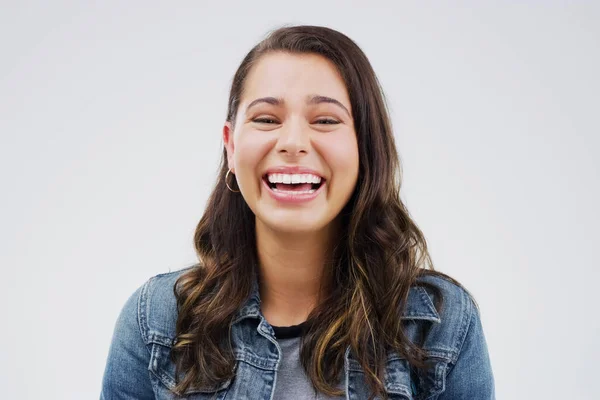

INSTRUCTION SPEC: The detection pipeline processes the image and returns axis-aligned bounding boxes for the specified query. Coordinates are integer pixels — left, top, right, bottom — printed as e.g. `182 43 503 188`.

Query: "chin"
260 214 331 235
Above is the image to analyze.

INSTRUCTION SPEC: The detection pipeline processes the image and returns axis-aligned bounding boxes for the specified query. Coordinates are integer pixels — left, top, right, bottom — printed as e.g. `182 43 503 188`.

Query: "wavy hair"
171 25 452 400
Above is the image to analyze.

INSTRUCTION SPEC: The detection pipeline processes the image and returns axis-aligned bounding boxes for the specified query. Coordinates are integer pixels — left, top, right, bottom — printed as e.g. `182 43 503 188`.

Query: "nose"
275 118 310 158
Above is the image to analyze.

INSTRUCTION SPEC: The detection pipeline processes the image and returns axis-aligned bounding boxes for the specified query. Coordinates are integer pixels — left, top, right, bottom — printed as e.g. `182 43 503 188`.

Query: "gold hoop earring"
225 169 240 193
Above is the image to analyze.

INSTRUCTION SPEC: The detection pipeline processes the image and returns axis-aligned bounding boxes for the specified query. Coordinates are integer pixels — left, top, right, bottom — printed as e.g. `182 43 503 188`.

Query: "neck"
255 218 339 327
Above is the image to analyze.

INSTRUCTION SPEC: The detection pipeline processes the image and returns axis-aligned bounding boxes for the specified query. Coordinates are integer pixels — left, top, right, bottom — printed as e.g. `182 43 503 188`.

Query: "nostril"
279 149 308 156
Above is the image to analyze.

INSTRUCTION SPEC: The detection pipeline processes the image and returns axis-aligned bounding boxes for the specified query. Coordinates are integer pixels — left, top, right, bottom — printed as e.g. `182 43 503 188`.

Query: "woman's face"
224 52 359 235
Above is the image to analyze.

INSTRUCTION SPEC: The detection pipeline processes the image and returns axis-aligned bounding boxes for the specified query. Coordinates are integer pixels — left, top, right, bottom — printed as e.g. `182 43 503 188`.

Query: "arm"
100 284 155 400
439 298 495 399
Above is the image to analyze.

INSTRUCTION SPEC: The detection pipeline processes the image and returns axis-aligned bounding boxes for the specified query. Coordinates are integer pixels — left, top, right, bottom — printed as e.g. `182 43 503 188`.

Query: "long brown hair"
171 25 448 399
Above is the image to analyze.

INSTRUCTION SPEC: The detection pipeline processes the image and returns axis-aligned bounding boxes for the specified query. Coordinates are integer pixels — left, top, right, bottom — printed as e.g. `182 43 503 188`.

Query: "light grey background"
1 1 598 399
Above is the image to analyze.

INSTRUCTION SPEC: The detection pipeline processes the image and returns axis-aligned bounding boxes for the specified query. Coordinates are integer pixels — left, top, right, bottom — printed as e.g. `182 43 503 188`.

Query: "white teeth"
272 188 316 194
267 173 323 184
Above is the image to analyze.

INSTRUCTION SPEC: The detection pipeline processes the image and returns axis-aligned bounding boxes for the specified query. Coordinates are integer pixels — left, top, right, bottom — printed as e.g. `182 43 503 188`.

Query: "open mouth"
262 173 325 194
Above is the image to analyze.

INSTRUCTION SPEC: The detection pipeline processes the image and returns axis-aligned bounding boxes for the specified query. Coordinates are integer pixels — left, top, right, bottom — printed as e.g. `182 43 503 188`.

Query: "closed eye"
252 118 340 125
253 117 279 124
314 119 340 125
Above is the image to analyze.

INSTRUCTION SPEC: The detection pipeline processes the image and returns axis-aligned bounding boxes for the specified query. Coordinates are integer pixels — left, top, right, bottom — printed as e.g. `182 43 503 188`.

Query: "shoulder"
411 272 479 364
414 272 495 397
132 265 198 346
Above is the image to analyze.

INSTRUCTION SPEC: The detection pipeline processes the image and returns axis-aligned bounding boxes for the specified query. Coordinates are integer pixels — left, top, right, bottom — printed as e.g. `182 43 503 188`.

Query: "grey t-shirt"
271 322 343 400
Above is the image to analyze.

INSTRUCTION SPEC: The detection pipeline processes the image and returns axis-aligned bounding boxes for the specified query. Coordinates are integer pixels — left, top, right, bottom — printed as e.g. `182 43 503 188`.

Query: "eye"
314 118 340 125
253 117 279 124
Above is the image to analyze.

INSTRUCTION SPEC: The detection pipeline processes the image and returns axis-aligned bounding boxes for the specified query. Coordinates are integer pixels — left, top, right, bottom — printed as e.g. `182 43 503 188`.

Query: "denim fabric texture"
100 266 495 399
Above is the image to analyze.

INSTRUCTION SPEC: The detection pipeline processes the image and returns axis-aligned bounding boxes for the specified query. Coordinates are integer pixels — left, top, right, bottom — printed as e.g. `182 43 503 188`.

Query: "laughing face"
223 52 359 235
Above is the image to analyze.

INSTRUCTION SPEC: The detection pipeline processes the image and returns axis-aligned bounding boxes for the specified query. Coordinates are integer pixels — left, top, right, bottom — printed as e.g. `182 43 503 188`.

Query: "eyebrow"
246 95 351 117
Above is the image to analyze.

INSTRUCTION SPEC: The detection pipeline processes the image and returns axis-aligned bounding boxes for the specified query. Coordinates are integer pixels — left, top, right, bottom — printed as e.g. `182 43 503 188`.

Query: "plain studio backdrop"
1 1 598 399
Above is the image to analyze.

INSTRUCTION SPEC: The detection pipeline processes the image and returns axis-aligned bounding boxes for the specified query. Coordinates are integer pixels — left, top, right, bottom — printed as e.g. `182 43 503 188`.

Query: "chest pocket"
148 342 234 400
383 358 414 399
348 355 449 400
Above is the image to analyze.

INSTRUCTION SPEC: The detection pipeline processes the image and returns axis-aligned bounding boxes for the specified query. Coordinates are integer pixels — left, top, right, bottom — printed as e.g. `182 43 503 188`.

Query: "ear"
223 121 235 173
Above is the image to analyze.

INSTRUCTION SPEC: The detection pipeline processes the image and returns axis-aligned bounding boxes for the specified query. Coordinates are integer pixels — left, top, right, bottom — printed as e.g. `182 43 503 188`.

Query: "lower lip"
262 179 325 204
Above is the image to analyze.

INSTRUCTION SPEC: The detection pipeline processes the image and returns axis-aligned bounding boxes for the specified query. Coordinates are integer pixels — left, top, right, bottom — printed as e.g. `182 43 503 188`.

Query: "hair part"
171 25 452 400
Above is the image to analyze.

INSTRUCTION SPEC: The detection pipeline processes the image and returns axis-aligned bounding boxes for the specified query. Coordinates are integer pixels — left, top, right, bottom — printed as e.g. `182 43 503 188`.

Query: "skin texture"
223 52 359 326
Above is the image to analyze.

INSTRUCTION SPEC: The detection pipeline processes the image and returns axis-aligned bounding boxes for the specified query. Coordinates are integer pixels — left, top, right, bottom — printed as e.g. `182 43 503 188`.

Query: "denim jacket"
101 267 494 399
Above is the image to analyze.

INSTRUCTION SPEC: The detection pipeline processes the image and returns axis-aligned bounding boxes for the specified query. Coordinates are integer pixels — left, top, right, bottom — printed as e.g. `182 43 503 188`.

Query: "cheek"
233 132 275 195
317 133 359 183
234 132 272 171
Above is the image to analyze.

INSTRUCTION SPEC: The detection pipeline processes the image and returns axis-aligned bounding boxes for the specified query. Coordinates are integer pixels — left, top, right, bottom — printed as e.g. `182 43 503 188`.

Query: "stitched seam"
344 347 350 400
447 289 474 370
416 286 441 322
152 343 176 388
455 290 473 358
427 362 448 399
138 277 153 346
232 312 261 325
424 349 455 361
147 331 175 347
386 384 412 397
149 343 233 394
234 352 278 371
154 265 197 279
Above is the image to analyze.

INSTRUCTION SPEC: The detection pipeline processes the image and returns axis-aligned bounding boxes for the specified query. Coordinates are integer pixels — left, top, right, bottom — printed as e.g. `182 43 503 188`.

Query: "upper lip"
263 166 325 179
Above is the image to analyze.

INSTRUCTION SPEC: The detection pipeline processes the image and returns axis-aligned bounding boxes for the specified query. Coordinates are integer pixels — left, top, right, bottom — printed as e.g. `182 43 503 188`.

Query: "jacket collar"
232 276 440 324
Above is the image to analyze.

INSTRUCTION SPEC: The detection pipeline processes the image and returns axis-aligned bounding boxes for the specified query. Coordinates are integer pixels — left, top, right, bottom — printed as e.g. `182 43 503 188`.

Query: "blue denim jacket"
101 267 494 399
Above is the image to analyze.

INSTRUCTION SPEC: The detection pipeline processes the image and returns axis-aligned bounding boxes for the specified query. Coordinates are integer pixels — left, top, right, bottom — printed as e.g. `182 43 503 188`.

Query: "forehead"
242 52 350 106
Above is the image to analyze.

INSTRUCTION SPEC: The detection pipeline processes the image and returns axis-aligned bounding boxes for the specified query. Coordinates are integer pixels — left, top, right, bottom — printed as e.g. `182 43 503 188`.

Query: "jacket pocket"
148 343 234 399
409 357 449 400
383 357 414 399
348 355 449 400
348 356 413 399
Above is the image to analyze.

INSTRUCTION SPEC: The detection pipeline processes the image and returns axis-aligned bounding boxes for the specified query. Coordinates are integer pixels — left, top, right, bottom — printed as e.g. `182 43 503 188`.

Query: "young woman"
101 25 494 400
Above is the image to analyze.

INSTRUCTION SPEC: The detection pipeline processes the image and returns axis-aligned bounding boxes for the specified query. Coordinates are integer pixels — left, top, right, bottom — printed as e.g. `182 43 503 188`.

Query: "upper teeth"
267 173 322 184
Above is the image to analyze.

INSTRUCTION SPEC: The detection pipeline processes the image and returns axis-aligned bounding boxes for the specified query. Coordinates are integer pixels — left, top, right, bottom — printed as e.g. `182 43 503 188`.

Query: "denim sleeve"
439 298 495 399
100 284 155 400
